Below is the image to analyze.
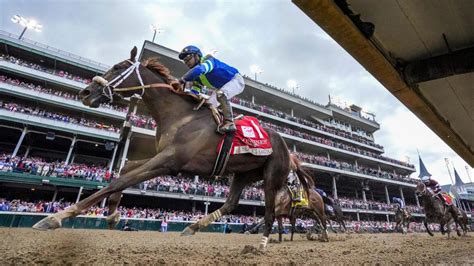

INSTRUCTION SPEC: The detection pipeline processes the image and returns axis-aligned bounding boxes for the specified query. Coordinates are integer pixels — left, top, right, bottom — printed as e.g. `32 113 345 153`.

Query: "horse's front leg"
181 174 249 235
106 158 153 229
33 151 175 230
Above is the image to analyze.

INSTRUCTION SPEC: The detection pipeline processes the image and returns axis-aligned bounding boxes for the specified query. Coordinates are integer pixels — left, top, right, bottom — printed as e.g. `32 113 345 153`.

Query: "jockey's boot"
216 91 236 133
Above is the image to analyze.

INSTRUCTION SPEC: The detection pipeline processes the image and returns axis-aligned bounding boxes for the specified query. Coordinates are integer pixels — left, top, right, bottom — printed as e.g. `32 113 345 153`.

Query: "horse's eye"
112 64 121 70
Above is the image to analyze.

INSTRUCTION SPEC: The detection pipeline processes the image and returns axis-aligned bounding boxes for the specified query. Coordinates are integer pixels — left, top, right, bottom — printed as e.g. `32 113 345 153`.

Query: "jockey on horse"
178 45 244 133
314 187 336 216
392 196 409 219
420 175 446 206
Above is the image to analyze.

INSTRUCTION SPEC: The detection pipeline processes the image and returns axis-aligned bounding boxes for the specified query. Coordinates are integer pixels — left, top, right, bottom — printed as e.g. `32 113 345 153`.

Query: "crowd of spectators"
0 101 120 133
0 75 127 112
0 155 117 183
138 175 265 201
336 197 423 214
2 53 380 148
129 114 156 130
0 198 435 233
295 152 417 184
260 121 414 168
231 97 379 148
1 54 92 85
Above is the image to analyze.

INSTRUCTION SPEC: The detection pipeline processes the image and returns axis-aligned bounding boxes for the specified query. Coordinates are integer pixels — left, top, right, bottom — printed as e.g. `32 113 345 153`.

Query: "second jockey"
421 176 446 205
392 196 409 217
315 187 335 215
178 45 245 133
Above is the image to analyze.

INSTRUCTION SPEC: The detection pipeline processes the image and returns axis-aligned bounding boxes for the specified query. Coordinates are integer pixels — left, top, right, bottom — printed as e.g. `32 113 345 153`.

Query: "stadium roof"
293 0 474 167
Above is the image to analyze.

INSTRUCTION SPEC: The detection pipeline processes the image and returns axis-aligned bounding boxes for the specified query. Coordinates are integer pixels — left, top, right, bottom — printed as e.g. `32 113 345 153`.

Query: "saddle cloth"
217 116 273 156
291 191 309 208
441 193 453 206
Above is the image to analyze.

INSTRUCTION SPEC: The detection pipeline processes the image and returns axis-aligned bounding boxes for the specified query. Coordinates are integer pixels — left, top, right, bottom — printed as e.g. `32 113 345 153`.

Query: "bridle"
415 182 427 197
92 59 174 103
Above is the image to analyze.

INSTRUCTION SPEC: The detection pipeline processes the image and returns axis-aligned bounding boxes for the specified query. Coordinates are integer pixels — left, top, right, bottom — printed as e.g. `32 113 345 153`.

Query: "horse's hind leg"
105 158 152 229
33 151 175 230
424 220 433 236
290 216 296 241
277 217 283 242
181 172 254 235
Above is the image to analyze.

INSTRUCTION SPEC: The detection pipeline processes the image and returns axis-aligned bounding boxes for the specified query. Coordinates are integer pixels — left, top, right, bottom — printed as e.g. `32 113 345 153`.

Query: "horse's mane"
143 58 174 83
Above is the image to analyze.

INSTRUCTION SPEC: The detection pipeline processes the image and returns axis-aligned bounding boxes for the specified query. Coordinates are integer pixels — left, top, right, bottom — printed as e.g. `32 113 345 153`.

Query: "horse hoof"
32 216 61 231
106 211 121 230
180 226 196 236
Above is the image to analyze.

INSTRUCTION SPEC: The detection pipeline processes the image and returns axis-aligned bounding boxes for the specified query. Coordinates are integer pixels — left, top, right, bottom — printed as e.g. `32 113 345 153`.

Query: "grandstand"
0 29 426 225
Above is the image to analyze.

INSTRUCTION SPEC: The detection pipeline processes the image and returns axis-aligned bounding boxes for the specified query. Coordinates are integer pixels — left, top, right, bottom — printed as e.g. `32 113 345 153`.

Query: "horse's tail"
290 154 314 197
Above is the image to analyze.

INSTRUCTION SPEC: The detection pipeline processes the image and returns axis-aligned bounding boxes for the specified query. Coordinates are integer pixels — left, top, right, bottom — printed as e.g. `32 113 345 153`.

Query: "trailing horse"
415 182 461 238
274 187 328 242
32 47 294 250
274 155 328 242
326 203 347 233
456 209 469 236
394 208 411 234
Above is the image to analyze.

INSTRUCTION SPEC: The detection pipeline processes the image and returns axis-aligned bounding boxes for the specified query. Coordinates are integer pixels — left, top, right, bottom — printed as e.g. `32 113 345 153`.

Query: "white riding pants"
207 73 245 107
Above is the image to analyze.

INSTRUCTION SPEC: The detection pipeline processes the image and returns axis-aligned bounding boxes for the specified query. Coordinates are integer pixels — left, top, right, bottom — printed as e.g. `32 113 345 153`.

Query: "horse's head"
79 47 143 107
415 182 429 197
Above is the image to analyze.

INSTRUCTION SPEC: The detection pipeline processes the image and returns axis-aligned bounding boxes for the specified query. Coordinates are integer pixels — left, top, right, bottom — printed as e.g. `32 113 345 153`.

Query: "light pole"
11 15 42 40
250 64 263 81
287 79 298 94
150 24 164 43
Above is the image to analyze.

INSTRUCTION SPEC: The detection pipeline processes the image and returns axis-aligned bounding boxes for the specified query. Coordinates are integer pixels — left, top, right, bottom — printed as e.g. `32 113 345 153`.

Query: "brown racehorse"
32 47 312 250
275 188 328 242
456 209 469 236
274 154 328 242
394 208 411 234
415 182 461 238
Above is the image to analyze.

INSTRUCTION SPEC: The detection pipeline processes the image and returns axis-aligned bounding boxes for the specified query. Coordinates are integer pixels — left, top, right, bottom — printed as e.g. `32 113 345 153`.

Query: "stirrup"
218 121 236 133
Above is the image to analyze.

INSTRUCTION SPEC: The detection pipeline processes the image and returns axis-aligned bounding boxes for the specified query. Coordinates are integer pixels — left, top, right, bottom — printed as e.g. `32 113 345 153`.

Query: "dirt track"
0 228 472 264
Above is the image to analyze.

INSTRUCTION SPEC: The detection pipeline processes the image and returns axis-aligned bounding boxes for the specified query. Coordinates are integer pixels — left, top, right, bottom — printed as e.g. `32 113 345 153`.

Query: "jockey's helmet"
179 45 202 60
421 175 430 182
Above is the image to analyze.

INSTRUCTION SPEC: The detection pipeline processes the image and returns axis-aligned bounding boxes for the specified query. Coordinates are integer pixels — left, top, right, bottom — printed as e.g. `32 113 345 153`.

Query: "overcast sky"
1 0 471 185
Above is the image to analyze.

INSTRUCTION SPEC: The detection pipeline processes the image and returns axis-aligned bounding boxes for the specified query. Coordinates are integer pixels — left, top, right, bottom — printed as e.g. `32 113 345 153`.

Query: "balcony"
0 82 125 120
0 109 120 141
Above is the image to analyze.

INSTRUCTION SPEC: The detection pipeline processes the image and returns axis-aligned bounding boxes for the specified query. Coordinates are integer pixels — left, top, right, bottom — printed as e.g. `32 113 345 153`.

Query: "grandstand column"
108 143 118 172
251 95 255 104
384 185 390 204
192 201 196 213
354 160 358 168
292 144 296 152
414 191 420 207
362 189 366 202
399 187 405 203
70 153 76 164
12 126 28 157
65 135 77 165
51 189 58 202
327 152 330 160
356 212 360 221
24 145 31 158
332 175 338 199
204 201 210 215
386 214 390 222
253 207 257 217
291 108 294 117
76 186 83 203
119 132 133 171
355 190 359 198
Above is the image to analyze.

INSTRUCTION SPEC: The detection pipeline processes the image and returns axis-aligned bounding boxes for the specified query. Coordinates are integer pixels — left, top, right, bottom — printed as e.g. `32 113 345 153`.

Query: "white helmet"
421 176 430 182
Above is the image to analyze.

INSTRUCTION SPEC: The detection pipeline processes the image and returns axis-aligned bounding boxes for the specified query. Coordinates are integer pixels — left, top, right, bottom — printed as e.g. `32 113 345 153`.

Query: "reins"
114 83 175 92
